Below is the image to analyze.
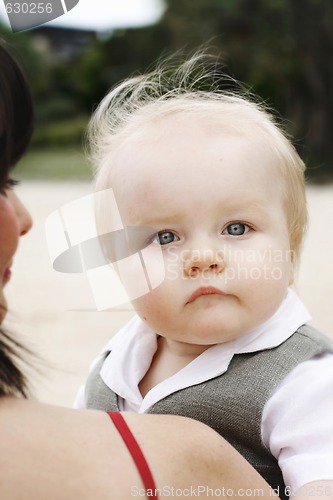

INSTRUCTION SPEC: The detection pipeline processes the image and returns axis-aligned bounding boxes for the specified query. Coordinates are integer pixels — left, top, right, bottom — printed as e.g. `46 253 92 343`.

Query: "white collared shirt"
75 288 333 494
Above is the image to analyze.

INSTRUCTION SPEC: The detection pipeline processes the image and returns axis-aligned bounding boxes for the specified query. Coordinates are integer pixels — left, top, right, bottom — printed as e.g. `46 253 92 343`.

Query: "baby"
76 54 333 498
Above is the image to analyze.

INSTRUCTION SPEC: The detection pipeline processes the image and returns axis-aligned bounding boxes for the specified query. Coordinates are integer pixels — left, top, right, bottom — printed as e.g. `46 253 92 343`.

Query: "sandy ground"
4 181 333 407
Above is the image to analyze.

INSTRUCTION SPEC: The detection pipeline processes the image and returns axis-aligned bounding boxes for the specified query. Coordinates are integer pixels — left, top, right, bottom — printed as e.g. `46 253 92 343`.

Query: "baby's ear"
288 271 294 286
288 250 297 285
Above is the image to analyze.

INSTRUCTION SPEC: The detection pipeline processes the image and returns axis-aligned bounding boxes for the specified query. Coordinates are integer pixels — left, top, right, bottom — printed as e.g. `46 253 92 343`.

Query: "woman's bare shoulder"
0 400 274 499
0 396 110 442
0 398 140 499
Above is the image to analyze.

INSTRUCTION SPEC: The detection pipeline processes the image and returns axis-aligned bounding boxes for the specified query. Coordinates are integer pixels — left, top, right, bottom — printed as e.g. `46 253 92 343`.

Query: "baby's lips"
186 286 226 304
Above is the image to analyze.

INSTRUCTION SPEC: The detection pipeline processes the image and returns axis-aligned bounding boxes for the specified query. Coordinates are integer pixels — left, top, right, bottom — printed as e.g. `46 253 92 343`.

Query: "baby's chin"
160 321 245 346
184 310 265 344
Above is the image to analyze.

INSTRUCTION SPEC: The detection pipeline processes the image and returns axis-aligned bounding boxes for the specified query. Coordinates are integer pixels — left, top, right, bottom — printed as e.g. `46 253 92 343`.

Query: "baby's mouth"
186 286 226 304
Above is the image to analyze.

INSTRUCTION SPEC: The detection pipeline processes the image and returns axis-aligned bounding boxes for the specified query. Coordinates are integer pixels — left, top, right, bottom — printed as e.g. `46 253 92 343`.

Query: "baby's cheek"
246 261 290 316
132 284 173 322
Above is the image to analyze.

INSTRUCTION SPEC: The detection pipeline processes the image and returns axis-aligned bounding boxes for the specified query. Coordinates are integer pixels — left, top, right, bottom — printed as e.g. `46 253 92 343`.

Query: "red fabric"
108 412 158 499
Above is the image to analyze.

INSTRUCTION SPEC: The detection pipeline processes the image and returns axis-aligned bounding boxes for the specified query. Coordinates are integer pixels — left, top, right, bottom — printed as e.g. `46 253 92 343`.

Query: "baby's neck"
138 337 210 398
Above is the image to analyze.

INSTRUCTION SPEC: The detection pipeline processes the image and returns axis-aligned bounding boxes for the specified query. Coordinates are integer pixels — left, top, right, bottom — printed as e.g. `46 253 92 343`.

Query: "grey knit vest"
85 325 333 498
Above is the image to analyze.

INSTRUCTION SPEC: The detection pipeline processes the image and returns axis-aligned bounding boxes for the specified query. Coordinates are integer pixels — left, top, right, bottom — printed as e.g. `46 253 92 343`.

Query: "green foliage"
15 147 91 181
32 116 89 148
70 39 110 111
36 95 80 122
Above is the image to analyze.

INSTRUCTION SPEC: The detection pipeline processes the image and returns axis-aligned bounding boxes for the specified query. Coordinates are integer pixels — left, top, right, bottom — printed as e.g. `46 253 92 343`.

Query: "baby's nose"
184 249 225 277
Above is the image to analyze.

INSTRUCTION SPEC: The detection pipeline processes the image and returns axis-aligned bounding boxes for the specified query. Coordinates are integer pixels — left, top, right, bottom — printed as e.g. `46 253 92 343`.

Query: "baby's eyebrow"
128 213 182 227
128 199 270 226
220 199 270 214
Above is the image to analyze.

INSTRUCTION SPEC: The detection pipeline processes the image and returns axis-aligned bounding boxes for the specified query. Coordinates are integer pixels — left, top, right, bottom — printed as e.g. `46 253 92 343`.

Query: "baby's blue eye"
154 231 178 245
225 223 248 236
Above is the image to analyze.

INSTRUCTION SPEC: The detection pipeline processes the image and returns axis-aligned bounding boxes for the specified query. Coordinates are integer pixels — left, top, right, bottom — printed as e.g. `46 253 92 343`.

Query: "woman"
0 39 275 499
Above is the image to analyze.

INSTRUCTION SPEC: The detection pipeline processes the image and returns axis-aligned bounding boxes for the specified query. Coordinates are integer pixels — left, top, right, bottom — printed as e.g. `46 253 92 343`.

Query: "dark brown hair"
0 38 34 183
0 38 34 397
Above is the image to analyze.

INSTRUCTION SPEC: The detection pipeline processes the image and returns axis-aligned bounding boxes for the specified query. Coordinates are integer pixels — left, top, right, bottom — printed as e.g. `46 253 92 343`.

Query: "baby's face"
109 115 293 350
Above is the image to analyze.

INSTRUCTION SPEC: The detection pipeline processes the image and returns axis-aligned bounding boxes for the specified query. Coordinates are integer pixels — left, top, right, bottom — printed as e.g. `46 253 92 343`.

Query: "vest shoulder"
295 324 333 352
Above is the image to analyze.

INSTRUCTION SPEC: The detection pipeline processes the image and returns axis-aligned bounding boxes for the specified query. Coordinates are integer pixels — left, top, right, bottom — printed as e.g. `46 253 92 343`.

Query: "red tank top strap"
107 412 158 500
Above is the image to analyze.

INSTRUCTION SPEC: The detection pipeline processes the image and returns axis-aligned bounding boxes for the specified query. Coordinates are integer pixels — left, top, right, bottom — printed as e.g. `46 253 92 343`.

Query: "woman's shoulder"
0 399 274 499
0 400 215 499
0 397 137 499
0 396 109 435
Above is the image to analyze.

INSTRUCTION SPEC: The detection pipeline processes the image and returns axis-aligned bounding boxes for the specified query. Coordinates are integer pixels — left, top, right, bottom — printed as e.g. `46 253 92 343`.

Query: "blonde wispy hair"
88 51 307 263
